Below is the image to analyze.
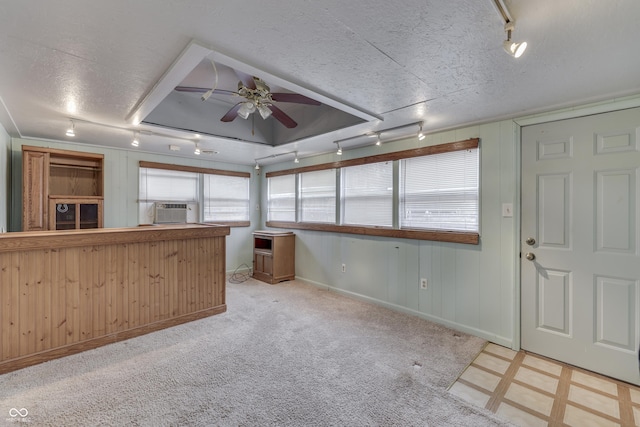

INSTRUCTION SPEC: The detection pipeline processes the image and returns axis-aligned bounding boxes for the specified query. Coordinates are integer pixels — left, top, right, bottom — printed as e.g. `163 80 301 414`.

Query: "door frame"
511 94 640 352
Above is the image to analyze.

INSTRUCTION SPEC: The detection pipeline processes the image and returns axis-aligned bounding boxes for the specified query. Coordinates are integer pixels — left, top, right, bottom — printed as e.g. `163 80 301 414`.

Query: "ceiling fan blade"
220 103 243 122
234 70 257 90
270 93 321 106
268 105 297 128
174 86 237 96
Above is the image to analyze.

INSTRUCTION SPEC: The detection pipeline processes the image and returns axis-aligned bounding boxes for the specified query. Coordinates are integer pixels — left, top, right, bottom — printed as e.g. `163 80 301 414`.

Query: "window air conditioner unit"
154 203 188 224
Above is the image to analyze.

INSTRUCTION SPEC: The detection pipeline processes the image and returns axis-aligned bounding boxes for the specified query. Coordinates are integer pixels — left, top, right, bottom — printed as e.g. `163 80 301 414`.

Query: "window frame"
265 138 480 244
139 161 251 227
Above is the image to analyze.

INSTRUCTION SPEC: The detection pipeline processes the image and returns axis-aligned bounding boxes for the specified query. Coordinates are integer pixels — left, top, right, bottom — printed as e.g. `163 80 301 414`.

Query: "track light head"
294 152 300 163
65 120 75 137
194 143 201 155
418 123 425 141
335 142 343 155
131 131 139 147
503 22 527 58
375 133 382 146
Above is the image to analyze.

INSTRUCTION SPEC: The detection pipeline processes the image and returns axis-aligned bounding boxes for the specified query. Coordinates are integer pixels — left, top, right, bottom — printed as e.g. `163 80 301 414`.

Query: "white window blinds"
267 174 296 222
139 168 198 202
299 169 336 223
341 162 393 227
203 174 249 222
400 148 479 232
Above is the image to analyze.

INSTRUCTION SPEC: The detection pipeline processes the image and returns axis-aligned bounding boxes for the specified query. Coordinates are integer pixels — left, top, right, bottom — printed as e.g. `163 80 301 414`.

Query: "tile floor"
449 343 640 426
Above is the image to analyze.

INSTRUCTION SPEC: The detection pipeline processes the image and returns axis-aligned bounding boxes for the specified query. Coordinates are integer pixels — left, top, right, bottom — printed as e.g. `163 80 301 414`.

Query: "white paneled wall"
263 120 518 347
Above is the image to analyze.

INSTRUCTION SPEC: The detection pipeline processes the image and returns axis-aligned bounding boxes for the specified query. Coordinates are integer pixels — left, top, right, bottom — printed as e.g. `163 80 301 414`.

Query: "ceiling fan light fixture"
65 120 75 137
237 101 256 120
257 104 272 119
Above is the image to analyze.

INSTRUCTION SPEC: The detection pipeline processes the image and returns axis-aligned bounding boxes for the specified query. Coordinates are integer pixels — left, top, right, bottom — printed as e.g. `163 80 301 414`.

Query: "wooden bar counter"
0 223 229 374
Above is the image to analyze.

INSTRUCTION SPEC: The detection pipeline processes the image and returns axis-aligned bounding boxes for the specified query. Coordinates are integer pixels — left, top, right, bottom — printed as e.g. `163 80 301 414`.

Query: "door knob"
525 252 536 261
525 237 536 246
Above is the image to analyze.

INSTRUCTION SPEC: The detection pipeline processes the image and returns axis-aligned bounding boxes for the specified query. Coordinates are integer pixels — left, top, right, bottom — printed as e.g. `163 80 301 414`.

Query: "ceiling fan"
175 69 321 128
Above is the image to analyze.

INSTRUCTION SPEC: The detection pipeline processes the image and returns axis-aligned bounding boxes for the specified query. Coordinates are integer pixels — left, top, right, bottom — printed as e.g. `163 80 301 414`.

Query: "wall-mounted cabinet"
22 146 104 231
253 230 295 284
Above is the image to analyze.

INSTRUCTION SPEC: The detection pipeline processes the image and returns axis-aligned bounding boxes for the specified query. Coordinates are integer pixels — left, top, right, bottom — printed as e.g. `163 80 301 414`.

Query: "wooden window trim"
266 138 479 178
266 221 479 244
139 161 250 178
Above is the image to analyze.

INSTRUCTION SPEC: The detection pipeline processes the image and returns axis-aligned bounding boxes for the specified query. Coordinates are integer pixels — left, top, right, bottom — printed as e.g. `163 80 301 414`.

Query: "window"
299 169 336 223
138 162 251 226
203 174 250 222
139 168 198 203
267 174 296 222
400 148 478 232
341 162 393 227
265 138 480 244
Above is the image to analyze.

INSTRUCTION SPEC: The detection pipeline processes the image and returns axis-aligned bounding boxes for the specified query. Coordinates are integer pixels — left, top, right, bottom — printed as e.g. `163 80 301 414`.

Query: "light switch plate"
502 203 513 217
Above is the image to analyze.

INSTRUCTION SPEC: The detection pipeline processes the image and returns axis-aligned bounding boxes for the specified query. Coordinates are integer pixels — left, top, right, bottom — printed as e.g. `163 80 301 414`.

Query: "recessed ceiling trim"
207 50 382 123
126 40 213 125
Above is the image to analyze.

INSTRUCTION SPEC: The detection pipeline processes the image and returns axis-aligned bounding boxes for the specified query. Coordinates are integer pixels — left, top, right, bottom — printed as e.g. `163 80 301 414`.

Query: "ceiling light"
194 144 201 155
294 152 300 163
257 104 272 119
131 131 140 147
254 162 260 170
375 133 382 146
418 123 425 141
237 101 256 120
336 142 343 156
65 120 75 137
503 22 527 58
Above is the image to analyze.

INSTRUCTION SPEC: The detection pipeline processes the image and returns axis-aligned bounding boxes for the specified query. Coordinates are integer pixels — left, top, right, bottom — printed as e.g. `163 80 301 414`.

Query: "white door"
521 107 640 386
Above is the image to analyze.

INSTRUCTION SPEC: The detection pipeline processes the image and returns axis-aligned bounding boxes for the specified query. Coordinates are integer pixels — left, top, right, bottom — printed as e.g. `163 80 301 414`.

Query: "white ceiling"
1 1 639 166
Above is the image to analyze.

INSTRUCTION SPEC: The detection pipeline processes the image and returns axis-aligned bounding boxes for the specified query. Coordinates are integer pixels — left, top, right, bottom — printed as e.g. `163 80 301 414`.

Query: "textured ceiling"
0 1 639 165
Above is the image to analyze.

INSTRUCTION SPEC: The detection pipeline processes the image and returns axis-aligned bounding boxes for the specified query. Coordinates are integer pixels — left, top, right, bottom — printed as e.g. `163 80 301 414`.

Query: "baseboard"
297 277 513 349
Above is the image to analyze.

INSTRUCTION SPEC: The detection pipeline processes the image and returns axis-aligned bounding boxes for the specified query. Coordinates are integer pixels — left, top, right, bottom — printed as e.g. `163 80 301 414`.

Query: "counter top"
0 223 230 253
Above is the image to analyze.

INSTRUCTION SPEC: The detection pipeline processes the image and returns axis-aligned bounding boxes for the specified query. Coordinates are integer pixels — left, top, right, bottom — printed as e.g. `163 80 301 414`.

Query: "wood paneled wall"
0 224 228 373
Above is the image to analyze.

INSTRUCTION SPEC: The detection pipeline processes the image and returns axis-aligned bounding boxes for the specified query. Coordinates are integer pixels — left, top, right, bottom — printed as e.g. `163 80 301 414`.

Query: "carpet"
0 279 510 426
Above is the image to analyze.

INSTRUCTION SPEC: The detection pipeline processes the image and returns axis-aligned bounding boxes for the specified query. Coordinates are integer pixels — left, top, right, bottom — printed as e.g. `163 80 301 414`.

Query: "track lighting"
254 162 260 170
503 22 527 58
418 123 425 141
194 143 201 155
131 131 139 147
375 133 382 146
65 120 75 137
294 152 300 163
336 142 343 156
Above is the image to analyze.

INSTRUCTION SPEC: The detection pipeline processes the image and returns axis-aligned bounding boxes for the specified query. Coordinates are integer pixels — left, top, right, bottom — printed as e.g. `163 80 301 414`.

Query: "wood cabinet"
253 230 295 284
22 146 104 231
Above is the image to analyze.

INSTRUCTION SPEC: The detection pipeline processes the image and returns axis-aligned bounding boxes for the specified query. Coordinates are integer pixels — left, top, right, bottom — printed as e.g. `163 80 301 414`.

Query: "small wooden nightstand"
252 230 295 284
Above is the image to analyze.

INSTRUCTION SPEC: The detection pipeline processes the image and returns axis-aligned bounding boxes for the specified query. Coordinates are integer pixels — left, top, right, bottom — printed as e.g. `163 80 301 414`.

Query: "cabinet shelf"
22 146 104 231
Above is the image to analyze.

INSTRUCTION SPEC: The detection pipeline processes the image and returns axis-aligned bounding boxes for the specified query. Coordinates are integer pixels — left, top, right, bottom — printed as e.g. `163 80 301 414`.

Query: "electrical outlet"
420 278 428 289
341 264 346 273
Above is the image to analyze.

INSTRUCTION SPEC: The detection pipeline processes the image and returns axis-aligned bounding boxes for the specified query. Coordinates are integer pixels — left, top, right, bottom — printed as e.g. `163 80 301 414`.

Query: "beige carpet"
0 278 510 426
